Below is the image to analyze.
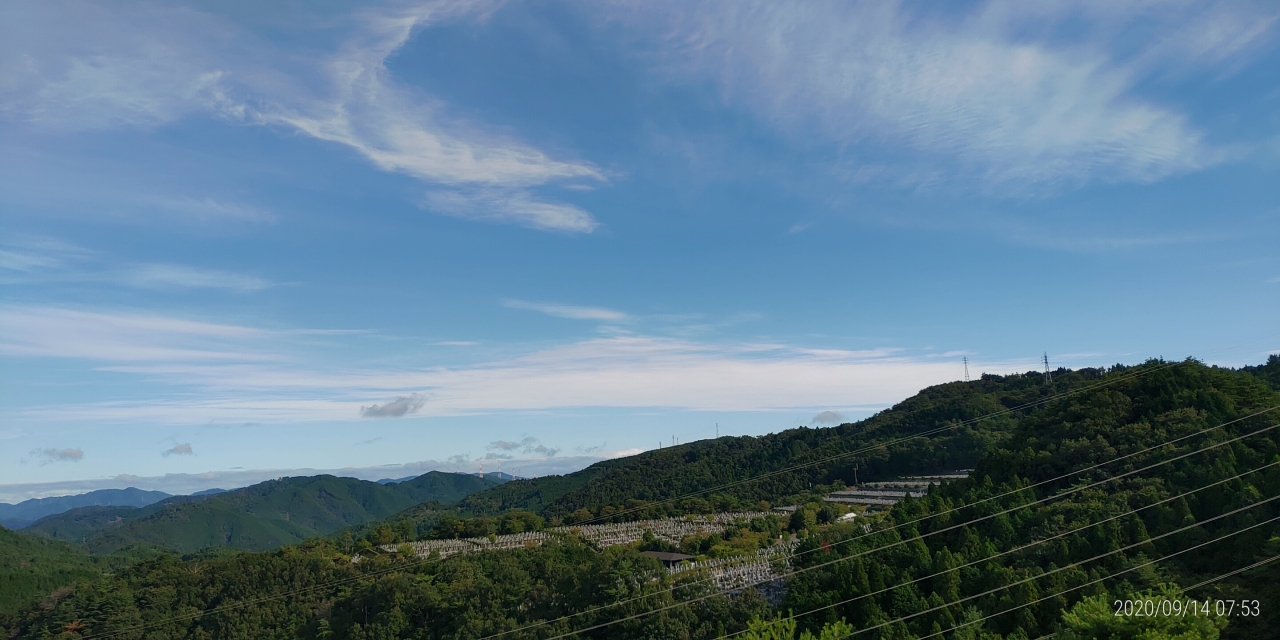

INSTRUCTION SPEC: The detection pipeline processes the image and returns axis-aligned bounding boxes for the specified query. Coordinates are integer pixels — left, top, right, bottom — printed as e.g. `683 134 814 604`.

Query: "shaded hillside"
388 470 505 504
9 359 1280 640
0 526 102 614
26 472 504 554
444 365 1131 523
0 487 170 530
22 505 139 546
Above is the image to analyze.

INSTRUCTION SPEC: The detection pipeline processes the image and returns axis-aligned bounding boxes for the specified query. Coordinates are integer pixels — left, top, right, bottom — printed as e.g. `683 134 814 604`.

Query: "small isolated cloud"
447 454 471 465
162 443 193 456
436 341 478 346
812 410 845 424
487 436 559 457
0 428 26 441
484 452 513 460
361 393 426 418
577 441 608 454
531 444 560 457
504 300 627 321
356 437 383 446
30 448 84 465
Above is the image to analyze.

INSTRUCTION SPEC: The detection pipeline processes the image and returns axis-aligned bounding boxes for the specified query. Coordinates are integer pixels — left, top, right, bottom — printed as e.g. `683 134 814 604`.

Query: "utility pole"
853 464 859 486
963 356 970 382
716 423 719 438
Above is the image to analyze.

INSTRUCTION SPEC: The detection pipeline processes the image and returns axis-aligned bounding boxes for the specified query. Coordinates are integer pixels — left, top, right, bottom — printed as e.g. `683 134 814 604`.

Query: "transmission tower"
963 356 970 382
1043 352 1052 383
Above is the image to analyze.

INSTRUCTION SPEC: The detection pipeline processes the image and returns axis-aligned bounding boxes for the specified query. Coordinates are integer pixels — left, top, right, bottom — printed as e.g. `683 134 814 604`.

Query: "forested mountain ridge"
6 359 1280 639
0 487 172 530
440 365 1119 523
24 471 504 554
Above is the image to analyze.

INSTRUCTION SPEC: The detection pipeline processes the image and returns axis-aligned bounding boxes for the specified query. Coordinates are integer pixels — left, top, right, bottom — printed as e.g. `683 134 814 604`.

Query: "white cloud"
608 0 1273 188
0 306 270 362
504 300 628 321
2 1 601 231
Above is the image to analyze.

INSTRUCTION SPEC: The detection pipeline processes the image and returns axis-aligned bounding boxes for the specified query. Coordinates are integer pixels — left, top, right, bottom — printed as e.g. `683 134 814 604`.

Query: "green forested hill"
7 360 1280 640
25 472 504 554
0 526 101 614
438 365 1114 523
390 470 506 504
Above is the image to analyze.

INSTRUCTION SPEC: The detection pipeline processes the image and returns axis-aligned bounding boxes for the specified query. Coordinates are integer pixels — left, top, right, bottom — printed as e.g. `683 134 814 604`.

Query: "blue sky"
2 0 1278 501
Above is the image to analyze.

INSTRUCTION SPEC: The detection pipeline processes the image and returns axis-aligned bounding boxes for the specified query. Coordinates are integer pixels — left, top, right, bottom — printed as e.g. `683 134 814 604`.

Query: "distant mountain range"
22 471 505 554
377 471 522 484
0 488 173 530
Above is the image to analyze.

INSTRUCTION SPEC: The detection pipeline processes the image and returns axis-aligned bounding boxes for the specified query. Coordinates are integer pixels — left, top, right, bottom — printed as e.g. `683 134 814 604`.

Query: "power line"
528 409 1280 640
910 525 1280 640
718 457 1280 639
477 403 1280 640
834 501 1280 639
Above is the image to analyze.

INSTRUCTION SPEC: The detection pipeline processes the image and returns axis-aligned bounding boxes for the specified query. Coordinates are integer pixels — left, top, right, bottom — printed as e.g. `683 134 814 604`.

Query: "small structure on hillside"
641 551 695 568
825 470 971 509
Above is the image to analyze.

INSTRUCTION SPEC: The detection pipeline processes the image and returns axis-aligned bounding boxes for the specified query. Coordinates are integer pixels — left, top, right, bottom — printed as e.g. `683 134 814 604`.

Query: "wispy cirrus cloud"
2 1 602 232
504 300 627 321
0 306 270 362
1 237 272 290
609 0 1275 189
424 188 598 233
117 264 270 291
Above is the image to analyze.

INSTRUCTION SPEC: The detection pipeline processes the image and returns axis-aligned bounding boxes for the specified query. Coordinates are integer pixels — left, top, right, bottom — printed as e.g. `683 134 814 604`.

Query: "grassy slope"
25 472 505 554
